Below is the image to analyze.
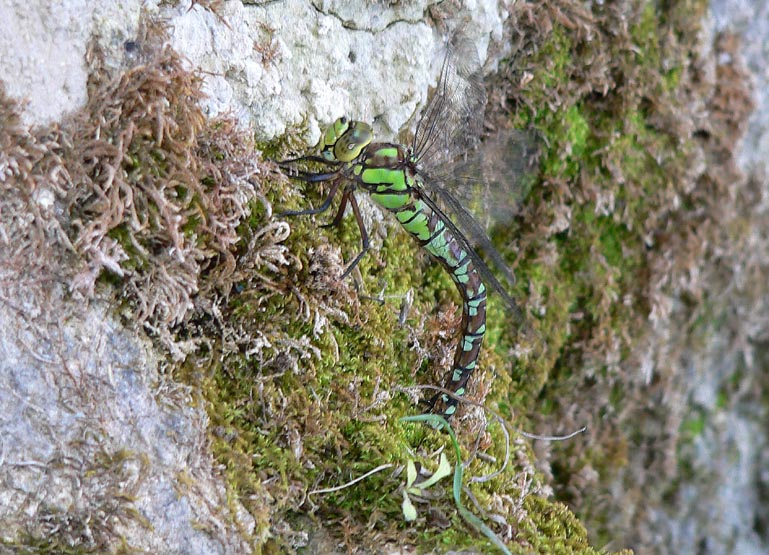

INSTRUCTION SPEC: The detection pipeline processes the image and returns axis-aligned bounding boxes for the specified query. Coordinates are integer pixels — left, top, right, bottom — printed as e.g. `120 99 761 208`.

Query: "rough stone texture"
0 0 145 126
166 0 512 143
0 0 514 142
0 289 254 553
712 0 769 174
614 4 769 555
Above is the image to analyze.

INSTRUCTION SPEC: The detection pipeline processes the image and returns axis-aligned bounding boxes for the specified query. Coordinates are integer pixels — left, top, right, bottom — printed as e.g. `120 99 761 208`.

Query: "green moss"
495 0 716 548
630 2 662 68
177 110 619 552
680 412 707 439
107 224 148 271
5 5 716 552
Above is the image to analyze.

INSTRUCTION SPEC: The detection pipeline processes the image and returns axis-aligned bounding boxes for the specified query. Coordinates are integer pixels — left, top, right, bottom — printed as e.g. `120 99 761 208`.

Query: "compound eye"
333 117 350 137
334 121 373 162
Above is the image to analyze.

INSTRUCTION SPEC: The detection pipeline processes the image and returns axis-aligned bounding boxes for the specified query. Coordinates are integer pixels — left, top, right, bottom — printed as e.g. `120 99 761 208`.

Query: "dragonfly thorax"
318 116 373 163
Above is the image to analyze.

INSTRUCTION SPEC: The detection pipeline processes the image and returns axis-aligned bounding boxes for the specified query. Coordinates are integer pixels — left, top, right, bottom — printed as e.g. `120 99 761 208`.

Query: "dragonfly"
277 35 537 419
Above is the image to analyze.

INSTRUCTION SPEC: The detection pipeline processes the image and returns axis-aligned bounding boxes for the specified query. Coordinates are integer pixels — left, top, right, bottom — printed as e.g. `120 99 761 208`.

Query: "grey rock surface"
166 0 512 143
712 0 769 174
0 0 145 126
0 0 514 142
0 285 254 552
4 0 769 552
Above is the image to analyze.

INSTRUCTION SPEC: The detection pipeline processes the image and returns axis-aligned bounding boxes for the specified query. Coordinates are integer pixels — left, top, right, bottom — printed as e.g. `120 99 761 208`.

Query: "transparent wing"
417 188 524 324
424 128 541 229
410 34 487 170
406 32 541 321
419 130 541 314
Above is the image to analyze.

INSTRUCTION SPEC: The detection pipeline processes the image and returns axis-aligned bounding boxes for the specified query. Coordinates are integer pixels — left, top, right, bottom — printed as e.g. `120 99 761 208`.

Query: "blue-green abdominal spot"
425 231 450 257
405 215 433 241
453 272 470 285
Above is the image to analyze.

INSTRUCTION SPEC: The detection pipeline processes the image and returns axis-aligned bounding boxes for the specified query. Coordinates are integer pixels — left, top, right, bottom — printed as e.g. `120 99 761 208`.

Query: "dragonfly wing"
405 33 541 326
425 128 541 228
411 34 487 170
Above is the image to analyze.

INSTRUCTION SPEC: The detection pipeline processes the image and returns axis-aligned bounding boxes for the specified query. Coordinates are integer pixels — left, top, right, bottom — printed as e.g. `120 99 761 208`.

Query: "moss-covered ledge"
3 0 747 553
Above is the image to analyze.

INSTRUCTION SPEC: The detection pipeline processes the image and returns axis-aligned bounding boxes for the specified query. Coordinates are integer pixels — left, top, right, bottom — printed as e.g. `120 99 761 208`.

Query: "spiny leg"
276 152 341 184
342 190 371 279
320 187 371 280
279 168 342 183
277 154 341 167
277 154 345 217
279 154 336 165
279 177 343 218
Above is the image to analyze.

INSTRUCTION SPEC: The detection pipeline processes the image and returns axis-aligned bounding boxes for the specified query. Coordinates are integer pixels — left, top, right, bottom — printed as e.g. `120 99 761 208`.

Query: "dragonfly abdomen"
413 202 488 417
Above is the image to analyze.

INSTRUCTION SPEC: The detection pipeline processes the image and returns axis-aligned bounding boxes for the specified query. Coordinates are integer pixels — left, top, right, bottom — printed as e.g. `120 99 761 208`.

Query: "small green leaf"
406 460 417 488
402 490 417 522
400 414 512 555
416 452 452 490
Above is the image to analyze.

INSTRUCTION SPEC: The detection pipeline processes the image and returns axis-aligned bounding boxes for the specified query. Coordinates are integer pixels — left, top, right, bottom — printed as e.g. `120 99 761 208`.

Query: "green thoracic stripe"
370 191 408 209
362 166 406 190
372 146 400 159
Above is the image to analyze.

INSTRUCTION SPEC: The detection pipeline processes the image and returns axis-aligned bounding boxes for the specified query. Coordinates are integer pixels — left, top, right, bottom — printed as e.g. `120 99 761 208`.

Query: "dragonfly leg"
277 154 341 167
331 189 369 280
278 178 342 218
275 156 341 176
281 169 341 183
276 154 341 181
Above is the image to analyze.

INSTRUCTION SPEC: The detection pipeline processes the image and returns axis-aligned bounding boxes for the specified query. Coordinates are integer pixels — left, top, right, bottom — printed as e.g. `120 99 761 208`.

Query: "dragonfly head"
318 117 373 163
